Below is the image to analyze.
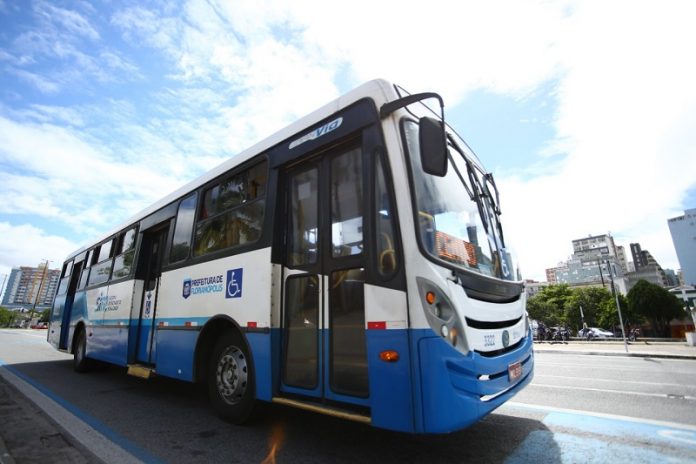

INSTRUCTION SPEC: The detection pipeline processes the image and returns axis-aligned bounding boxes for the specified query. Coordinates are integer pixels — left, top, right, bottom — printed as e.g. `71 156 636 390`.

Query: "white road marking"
535 373 696 390
527 382 696 401
503 401 696 432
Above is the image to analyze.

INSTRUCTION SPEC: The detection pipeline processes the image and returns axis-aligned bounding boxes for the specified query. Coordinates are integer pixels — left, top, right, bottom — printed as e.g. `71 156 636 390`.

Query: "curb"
534 348 696 360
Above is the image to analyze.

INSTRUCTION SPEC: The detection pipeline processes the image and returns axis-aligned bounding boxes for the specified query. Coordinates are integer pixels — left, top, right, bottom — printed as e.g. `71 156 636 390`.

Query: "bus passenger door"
58 261 83 350
134 225 168 365
279 141 370 405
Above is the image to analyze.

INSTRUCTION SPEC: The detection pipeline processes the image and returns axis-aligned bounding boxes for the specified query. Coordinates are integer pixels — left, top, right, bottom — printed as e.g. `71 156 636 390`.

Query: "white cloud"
0 116 184 236
34 1 100 41
0 222 79 278
498 1 696 279
8 68 60 94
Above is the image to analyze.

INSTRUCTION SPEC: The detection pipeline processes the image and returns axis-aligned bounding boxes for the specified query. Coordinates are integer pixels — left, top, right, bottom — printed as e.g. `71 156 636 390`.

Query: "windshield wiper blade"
481 172 505 247
482 173 501 216
446 133 490 233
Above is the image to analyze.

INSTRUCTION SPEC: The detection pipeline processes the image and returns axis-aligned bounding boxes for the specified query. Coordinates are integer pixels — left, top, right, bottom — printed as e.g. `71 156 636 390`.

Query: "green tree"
565 287 613 332
40 308 51 323
627 280 683 337
596 293 637 331
0 307 15 327
527 284 574 326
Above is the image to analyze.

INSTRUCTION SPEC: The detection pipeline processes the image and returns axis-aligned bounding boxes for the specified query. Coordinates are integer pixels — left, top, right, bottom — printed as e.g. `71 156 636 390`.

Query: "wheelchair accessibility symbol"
226 268 243 299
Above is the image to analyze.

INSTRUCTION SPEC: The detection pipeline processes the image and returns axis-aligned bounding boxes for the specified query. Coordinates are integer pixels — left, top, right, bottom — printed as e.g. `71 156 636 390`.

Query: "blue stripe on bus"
0 358 163 464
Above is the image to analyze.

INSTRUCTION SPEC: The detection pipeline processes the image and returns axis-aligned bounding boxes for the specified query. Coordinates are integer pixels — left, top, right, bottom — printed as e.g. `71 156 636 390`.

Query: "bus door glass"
58 260 83 350
134 225 168 364
280 141 369 403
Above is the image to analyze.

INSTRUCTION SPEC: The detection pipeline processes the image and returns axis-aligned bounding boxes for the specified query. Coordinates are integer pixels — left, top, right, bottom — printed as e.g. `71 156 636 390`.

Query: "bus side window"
112 227 137 279
88 241 114 286
194 160 267 257
56 260 73 296
78 250 93 289
170 193 198 263
375 154 399 278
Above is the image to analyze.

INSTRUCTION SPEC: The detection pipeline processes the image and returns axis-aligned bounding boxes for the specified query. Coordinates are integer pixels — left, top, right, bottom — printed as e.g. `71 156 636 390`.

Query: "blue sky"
1 0 695 285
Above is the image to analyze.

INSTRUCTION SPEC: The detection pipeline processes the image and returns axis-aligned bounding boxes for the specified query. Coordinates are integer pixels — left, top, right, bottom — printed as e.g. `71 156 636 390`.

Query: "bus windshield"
403 119 516 281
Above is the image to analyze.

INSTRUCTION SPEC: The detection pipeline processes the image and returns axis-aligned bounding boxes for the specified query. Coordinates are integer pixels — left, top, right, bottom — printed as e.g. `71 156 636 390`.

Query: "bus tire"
73 328 92 373
208 331 255 424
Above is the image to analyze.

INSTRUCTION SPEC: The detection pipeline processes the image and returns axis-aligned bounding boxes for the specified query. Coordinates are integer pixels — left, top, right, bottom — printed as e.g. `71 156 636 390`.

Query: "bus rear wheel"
208 331 255 424
73 328 92 373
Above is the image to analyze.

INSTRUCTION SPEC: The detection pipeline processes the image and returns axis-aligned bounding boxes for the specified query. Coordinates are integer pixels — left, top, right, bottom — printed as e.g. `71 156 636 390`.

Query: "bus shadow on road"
247 402 562 463
6 360 561 463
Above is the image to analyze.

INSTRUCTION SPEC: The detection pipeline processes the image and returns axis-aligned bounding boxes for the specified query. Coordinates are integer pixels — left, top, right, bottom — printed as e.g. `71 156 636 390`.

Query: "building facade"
668 208 696 286
552 234 629 294
627 243 668 288
1 264 60 309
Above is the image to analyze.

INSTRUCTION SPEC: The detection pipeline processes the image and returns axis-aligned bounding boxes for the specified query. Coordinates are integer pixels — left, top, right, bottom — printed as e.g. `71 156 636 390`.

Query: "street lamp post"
606 259 628 353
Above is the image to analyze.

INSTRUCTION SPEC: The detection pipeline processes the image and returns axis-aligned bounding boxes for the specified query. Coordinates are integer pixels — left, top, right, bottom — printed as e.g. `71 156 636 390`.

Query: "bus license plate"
508 361 522 382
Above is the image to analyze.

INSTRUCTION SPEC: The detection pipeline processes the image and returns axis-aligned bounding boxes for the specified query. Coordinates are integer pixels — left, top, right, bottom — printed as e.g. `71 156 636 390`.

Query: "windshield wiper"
481 172 505 248
446 133 506 248
446 133 490 234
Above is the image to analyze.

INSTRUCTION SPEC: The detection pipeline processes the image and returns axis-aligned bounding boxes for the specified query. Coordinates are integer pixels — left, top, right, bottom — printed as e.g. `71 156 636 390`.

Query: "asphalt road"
1 329 695 463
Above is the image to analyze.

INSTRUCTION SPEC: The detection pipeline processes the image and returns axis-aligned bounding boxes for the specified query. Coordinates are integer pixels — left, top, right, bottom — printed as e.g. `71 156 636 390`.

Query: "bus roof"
65 78 399 261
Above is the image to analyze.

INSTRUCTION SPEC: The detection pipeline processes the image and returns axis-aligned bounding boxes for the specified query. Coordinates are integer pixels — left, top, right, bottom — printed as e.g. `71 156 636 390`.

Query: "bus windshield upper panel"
403 119 516 281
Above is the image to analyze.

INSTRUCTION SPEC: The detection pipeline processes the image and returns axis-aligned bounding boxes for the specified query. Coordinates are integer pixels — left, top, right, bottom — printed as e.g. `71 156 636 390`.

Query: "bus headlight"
417 278 468 353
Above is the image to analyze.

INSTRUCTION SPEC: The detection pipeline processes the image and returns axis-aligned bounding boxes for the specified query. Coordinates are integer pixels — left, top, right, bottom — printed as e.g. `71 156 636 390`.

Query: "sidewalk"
0 371 102 464
533 339 696 359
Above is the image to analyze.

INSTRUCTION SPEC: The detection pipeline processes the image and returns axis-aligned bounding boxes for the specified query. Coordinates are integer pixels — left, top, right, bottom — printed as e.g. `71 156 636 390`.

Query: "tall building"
626 243 668 288
668 208 696 285
572 233 619 259
664 269 680 287
552 233 628 294
616 245 628 273
0 263 60 308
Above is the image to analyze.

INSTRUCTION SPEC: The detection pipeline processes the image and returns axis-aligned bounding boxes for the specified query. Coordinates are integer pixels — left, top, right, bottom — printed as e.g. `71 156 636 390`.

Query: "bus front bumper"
417 331 534 433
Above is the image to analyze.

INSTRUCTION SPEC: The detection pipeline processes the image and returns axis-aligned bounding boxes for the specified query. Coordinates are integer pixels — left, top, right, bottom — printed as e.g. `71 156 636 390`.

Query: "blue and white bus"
49 79 533 434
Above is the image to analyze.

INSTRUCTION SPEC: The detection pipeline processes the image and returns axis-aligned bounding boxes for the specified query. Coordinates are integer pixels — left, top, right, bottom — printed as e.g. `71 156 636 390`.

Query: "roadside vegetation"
528 279 684 337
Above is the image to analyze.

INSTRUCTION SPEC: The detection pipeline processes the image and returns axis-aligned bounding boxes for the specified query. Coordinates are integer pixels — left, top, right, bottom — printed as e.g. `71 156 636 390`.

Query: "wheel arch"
193 315 253 386
70 320 87 354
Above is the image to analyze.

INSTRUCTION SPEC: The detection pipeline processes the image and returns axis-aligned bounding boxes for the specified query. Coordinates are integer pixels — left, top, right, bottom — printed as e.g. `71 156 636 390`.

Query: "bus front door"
280 141 369 406
57 260 83 350
134 225 168 365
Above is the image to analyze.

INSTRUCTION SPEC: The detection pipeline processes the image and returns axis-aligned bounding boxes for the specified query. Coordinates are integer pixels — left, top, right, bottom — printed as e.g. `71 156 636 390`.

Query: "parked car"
577 327 614 339
30 322 48 329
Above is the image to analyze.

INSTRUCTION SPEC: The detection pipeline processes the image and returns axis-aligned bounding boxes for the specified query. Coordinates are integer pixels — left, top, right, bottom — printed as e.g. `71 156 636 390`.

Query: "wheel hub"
215 346 248 405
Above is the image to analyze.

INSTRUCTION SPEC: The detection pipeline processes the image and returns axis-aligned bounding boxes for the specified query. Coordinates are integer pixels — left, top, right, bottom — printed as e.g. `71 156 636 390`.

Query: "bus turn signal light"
425 291 436 305
379 350 400 362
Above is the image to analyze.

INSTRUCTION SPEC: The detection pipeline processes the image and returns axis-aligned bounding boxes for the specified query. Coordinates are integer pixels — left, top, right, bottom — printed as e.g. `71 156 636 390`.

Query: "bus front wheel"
208 331 255 424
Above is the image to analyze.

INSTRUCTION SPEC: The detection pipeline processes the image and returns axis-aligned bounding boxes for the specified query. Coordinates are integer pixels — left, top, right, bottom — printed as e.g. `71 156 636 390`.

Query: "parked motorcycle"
628 328 640 342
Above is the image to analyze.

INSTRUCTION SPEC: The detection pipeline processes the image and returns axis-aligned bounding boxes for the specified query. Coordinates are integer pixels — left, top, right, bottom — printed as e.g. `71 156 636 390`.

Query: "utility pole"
606 259 628 353
29 259 51 325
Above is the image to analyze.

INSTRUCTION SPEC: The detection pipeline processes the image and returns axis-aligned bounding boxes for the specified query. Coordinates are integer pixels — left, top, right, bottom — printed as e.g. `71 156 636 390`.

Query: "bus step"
127 364 155 379
271 397 371 425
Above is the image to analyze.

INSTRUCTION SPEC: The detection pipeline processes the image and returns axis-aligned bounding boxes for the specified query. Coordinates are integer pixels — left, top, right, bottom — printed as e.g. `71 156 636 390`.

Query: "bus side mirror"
419 117 448 177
